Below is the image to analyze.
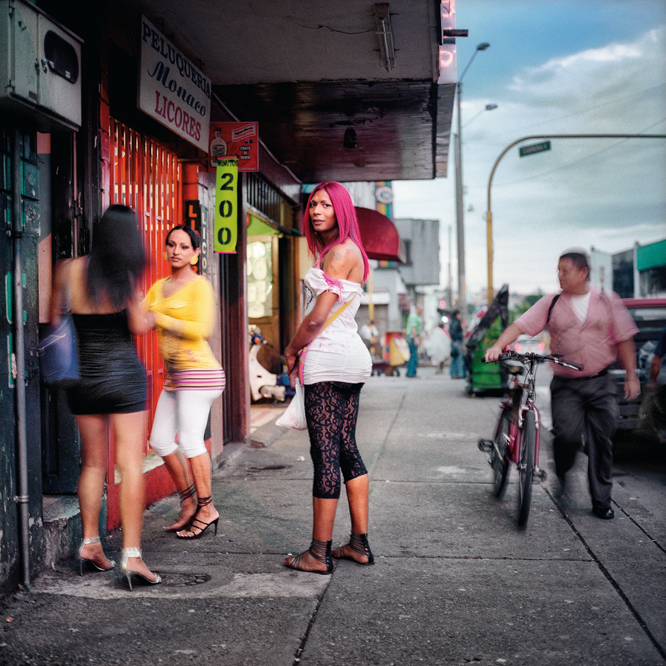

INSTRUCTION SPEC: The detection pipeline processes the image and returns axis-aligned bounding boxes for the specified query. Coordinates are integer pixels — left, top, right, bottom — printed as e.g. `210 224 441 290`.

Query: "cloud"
394 24 666 299
517 41 644 82
508 26 666 112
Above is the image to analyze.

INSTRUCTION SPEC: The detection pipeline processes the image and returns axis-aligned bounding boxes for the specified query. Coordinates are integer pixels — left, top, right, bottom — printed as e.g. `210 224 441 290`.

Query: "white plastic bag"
276 380 307 430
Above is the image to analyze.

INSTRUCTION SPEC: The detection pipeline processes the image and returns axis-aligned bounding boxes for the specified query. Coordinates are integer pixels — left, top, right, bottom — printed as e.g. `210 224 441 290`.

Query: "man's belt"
579 368 608 380
557 368 609 381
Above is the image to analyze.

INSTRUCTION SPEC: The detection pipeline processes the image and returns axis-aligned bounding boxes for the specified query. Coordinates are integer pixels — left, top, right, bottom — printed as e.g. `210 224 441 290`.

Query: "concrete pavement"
1 368 665 665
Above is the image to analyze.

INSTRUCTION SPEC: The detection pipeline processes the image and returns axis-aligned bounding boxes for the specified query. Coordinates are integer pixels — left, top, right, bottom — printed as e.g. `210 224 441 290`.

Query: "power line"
514 83 666 135
494 117 666 187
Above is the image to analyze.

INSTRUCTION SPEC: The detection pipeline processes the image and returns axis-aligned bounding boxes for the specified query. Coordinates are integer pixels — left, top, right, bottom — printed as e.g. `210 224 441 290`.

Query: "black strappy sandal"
284 539 335 575
163 483 197 532
332 532 374 566
176 495 219 539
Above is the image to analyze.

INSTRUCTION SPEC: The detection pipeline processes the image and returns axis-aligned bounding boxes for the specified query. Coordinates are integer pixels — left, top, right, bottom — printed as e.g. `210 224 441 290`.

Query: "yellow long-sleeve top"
144 276 221 373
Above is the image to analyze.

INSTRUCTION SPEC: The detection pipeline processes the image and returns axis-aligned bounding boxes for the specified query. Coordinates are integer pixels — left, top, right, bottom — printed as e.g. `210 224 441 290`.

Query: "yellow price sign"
214 158 238 253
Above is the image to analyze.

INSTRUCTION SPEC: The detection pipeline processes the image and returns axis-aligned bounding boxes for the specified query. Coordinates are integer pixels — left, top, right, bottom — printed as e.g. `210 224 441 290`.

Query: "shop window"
248 239 273 319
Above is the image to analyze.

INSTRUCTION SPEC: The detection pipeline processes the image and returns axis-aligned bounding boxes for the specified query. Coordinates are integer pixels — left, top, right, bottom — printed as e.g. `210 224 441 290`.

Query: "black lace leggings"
304 381 367 499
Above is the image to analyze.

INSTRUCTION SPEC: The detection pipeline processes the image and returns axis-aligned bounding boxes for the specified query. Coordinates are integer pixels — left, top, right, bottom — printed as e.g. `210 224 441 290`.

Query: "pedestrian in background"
449 310 465 379
51 204 160 589
485 249 639 519
423 322 450 374
144 225 225 540
642 325 666 438
648 326 666 391
405 305 423 378
283 181 374 574
360 321 380 356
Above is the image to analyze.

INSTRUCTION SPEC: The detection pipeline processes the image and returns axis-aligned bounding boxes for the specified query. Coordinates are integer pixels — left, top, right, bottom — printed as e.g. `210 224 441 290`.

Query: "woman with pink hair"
283 182 374 574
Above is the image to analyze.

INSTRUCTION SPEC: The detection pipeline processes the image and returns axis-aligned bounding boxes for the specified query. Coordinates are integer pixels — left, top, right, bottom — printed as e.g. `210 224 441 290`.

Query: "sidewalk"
1 368 665 665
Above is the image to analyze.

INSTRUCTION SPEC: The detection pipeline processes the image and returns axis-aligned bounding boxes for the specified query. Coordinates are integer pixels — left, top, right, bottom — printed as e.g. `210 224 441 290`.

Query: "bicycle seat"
501 360 525 375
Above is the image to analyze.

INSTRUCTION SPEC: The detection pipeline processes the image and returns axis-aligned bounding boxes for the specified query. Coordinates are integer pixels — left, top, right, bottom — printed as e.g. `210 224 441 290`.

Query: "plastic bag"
276 380 307 430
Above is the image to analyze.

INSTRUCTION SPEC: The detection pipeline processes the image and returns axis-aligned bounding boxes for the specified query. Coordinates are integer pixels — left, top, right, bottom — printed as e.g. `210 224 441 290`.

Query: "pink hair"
302 182 369 282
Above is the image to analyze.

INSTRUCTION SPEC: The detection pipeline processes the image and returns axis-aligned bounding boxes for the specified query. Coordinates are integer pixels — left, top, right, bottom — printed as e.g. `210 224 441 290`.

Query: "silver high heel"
78 536 115 576
120 548 161 591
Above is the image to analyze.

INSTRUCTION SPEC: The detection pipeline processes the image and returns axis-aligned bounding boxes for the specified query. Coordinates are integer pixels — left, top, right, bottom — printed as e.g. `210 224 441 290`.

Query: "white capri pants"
149 388 222 459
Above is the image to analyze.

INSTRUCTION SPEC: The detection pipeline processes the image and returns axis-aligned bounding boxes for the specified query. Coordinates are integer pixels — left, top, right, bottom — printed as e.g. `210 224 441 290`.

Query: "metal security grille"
246 172 297 229
109 119 182 436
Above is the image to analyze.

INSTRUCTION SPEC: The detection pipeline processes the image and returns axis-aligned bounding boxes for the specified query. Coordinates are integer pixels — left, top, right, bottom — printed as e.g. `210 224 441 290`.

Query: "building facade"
0 0 457 592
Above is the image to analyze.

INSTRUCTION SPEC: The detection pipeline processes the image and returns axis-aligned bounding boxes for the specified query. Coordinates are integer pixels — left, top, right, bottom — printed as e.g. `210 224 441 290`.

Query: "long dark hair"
87 205 146 309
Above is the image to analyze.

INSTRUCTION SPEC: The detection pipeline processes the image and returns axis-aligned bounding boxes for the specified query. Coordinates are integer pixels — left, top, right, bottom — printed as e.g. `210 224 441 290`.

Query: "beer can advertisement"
208 122 259 172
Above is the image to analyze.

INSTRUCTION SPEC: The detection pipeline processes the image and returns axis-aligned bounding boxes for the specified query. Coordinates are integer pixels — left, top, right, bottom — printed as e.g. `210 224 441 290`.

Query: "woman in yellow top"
144 225 225 539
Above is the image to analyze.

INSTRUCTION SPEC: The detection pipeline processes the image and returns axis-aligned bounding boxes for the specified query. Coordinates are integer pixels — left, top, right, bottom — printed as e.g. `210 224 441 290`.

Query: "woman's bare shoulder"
322 240 363 279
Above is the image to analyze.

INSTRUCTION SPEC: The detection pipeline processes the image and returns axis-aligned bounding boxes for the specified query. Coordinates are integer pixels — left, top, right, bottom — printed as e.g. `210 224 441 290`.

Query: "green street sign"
519 141 551 157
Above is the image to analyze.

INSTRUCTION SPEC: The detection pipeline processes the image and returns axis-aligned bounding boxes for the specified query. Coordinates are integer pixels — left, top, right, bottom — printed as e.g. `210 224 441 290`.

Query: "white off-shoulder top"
301 267 372 385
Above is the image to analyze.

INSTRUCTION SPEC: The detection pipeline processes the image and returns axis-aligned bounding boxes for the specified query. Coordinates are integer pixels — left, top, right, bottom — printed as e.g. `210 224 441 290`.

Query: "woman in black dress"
50 205 159 590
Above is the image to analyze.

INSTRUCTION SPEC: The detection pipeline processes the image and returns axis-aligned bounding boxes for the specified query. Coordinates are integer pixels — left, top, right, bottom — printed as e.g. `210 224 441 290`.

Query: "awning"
355 207 407 264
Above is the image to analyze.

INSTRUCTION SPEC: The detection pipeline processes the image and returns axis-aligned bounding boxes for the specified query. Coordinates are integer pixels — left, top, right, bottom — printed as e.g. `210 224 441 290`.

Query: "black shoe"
332 532 374 566
592 507 614 519
284 539 335 575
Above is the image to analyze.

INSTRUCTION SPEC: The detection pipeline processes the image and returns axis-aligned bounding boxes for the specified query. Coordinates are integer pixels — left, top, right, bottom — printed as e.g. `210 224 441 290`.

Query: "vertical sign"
214 158 238 254
185 200 205 272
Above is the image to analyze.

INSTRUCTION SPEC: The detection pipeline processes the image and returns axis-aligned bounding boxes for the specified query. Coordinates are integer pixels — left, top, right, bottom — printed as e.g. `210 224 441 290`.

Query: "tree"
510 290 543 323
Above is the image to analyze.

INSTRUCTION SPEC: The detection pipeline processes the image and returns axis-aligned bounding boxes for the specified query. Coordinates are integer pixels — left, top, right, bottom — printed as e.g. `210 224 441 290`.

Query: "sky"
392 0 666 300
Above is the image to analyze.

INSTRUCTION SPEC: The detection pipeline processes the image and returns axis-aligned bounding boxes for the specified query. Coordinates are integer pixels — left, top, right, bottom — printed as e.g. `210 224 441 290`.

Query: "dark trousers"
550 373 619 510
450 341 465 378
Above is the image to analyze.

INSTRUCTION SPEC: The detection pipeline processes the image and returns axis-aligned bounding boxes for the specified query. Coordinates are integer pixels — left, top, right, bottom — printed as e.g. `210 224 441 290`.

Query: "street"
1 368 665 666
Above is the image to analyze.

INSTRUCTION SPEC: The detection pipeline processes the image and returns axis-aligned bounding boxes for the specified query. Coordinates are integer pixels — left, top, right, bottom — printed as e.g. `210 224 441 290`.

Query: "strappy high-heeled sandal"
284 539 335 575
120 548 161 591
176 495 219 539
332 532 374 566
163 483 197 532
78 536 115 576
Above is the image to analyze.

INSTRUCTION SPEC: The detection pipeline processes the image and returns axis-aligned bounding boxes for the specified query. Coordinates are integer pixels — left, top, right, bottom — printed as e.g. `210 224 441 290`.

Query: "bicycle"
478 350 581 527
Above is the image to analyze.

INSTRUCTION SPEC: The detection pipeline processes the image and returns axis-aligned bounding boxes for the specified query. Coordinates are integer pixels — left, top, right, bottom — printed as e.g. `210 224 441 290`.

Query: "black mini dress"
66 312 146 415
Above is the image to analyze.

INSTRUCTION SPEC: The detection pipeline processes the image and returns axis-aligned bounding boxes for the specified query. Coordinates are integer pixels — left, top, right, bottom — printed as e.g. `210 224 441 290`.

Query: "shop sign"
185 200 208 273
214 158 239 254
138 15 211 152
208 122 259 172
375 184 393 204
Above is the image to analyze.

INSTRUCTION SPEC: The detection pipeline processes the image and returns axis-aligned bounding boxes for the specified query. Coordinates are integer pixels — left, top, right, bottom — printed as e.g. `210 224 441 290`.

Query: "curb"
249 421 289 449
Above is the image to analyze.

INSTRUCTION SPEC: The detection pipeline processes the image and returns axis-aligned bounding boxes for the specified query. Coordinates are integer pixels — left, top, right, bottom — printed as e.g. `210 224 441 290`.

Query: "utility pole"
454 42 490 318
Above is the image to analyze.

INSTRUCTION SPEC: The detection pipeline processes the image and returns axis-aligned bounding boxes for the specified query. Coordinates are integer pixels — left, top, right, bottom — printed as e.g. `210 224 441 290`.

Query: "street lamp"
455 42 490 319
485 132 666 304
463 103 498 129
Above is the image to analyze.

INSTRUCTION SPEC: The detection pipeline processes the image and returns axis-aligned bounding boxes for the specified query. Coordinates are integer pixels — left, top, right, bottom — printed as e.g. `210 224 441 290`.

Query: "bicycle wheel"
492 409 511 498
517 408 536 528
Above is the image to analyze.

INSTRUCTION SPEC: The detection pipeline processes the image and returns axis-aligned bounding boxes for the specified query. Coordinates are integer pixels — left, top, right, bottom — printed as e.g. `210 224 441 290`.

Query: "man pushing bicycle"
485 250 640 520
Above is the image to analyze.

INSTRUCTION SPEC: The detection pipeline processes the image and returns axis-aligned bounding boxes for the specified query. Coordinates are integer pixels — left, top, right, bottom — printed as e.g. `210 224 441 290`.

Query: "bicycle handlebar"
484 349 583 372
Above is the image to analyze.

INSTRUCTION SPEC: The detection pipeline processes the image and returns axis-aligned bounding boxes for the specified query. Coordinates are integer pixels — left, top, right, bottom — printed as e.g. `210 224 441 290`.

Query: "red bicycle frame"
499 374 542 472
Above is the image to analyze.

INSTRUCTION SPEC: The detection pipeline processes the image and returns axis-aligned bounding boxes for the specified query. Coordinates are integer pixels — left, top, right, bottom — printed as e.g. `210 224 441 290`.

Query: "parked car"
610 298 666 431
510 334 547 355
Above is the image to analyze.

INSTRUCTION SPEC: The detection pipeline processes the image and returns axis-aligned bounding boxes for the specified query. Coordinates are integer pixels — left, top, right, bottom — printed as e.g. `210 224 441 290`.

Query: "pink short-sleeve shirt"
515 286 638 377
